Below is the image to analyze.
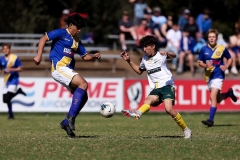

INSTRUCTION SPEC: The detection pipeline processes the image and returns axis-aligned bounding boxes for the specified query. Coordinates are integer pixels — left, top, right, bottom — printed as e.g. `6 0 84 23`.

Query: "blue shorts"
231 46 240 54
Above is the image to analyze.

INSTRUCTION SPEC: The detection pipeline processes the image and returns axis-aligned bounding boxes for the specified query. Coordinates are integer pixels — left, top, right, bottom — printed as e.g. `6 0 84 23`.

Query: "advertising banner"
0 78 123 112
124 79 240 112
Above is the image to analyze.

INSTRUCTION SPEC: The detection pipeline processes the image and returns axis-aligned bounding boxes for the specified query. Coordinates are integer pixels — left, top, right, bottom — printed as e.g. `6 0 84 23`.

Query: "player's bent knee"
3 93 11 103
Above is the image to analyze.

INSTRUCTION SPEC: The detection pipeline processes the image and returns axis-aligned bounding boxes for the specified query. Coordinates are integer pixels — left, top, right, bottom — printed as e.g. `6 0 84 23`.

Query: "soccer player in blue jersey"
198 29 237 127
34 14 101 138
0 43 26 119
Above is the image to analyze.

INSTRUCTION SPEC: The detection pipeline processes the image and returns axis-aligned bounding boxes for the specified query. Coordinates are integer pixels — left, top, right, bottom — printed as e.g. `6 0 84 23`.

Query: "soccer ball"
100 102 116 118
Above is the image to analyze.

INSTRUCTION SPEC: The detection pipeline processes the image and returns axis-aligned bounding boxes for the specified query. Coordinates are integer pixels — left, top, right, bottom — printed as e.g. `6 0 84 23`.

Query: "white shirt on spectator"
183 37 188 50
166 29 181 48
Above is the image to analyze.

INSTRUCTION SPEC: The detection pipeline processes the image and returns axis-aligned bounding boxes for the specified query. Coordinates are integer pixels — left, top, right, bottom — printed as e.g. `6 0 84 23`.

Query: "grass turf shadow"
142 135 183 139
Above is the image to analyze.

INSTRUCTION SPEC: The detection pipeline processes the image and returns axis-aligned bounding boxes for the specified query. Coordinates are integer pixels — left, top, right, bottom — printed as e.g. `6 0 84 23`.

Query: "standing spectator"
0 44 26 119
178 9 190 31
183 16 199 39
129 0 152 27
150 7 167 49
60 9 70 29
119 11 137 51
177 30 196 75
166 23 181 70
136 18 152 48
196 9 212 39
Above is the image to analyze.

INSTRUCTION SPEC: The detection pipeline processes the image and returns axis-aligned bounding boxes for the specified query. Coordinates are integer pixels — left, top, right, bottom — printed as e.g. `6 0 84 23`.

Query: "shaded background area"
1 0 240 45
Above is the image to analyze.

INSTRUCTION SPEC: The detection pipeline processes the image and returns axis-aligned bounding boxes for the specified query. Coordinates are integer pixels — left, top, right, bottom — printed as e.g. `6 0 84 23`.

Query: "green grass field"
0 112 239 160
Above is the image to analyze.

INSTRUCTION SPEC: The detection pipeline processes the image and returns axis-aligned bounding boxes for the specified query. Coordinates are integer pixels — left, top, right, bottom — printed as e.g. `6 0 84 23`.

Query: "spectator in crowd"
193 32 206 54
196 9 212 39
183 16 199 39
166 15 173 31
166 22 181 70
228 32 240 75
178 9 190 31
118 11 137 51
129 0 152 28
0 43 26 119
234 16 240 34
150 7 168 49
60 9 70 29
177 29 196 75
136 18 152 48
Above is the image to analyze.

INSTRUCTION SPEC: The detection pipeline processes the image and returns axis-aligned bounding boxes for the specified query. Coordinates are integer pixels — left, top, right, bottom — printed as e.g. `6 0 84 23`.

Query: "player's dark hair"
207 29 218 38
2 43 11 49
140 35 158 49
67 14 86 29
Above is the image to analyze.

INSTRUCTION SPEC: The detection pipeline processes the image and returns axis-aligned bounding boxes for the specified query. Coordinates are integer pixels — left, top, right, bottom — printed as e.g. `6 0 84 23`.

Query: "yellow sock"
173 113 187 130
138 104 150 114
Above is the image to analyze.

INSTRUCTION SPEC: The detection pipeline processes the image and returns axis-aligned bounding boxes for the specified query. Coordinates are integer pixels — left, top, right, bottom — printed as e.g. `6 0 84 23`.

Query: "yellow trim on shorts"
55 56 72 79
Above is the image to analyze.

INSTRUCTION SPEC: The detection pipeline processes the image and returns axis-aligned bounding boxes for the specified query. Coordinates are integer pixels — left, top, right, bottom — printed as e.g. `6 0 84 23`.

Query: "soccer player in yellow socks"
120 35 191 139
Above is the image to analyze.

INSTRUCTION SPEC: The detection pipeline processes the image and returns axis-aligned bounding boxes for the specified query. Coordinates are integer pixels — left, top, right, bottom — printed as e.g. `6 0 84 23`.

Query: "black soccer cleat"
66 115 76 131
60 121 76 138
17 88 26 96
228 88 237 102
202 119 214 127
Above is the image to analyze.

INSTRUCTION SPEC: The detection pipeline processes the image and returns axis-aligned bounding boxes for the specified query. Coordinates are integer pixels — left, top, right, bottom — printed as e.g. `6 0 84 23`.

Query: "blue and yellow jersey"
46 28 87 71
198 44 231 82
0 54 22 85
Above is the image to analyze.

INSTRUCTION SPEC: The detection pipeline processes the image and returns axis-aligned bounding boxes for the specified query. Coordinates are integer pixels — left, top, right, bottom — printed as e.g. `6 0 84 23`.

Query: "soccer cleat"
183 128 192 139
228 88 237 102
60 121 76 138
17 88 26 96
202 119 214 127
121 109 141 119
66 115 76 130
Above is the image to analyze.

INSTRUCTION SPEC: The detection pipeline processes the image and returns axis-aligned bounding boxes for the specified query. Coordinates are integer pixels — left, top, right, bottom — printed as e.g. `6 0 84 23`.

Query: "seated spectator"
177 30 196 75
193 32 206 54
196 9 212 39
183 16 199 39
150 7 167 48
136 18 152 48
166 22 181 70
119 11 137 51
178 9 190 31
228 33 240 75
129 0 152 28
166 15 173 31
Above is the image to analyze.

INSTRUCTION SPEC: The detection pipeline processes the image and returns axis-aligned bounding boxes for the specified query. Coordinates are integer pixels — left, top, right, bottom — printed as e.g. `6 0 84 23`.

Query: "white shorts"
51 66 78 92
208 78 223 90
3 85 18 94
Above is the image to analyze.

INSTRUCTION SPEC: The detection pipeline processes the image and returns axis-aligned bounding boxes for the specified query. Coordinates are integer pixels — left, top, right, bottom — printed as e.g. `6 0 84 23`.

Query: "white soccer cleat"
183 128 192 139
121 109 141 119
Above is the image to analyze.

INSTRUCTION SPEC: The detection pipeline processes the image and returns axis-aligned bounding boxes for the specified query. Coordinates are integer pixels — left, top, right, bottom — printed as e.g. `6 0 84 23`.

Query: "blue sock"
68 88 86 117
7 103 14 118
209 106 217 121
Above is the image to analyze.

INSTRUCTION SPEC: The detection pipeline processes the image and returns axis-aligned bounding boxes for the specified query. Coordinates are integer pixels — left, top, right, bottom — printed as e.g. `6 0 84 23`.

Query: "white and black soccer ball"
100 102 116 118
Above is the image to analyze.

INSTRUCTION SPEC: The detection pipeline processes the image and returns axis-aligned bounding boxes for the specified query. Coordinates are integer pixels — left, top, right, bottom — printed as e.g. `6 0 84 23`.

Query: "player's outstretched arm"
120 51 143 75
82 52 101 61
160 51 176 59
34 35 48 65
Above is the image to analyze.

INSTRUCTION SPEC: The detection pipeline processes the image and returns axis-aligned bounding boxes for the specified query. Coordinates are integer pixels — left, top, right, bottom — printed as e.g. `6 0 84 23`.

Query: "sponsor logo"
64 38 70 41
147 67 161 74
126 82 142 109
